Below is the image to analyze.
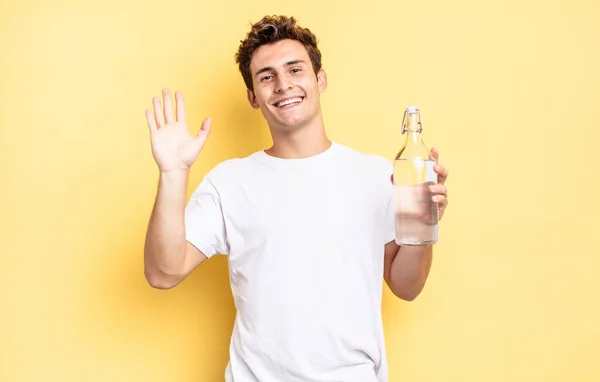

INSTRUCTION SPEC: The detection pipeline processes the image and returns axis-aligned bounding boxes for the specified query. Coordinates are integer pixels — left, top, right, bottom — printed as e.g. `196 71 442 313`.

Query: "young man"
143 15 449 382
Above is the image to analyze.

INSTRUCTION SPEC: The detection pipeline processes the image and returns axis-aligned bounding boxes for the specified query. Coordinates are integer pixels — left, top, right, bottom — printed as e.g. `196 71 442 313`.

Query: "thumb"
196 117 212 142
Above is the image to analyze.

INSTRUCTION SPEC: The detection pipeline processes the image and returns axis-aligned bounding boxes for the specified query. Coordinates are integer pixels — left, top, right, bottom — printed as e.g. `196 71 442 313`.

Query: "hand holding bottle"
392 147 449 245
145 88 211 173
391 149 448 217
392 106 450 245
429 147 449 220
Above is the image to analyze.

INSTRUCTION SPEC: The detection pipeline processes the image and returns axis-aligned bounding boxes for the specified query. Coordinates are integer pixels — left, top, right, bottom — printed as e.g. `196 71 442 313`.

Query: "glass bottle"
393 106 438 246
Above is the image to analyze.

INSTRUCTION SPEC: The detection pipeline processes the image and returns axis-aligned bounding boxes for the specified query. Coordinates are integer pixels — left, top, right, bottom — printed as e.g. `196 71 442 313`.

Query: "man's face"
247 39 327 132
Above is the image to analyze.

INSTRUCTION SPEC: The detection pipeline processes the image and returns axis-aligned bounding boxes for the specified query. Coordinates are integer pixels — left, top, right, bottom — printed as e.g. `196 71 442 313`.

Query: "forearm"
387 245 433 301
144 170 189 280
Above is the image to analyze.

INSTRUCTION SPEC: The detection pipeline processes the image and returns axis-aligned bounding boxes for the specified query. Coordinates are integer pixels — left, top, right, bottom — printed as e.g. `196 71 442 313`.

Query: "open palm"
145 88 211 172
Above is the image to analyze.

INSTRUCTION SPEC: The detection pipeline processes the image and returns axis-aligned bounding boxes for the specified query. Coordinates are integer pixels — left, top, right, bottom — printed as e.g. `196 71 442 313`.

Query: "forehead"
250 39 311 73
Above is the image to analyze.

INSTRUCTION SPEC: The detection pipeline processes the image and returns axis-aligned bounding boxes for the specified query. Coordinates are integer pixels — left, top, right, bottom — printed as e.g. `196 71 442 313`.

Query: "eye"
261 75 273 82
291 68 302 74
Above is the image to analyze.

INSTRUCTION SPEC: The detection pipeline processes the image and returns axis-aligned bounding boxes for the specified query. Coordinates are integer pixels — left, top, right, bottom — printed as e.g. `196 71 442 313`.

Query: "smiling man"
143 15 449 382
240 25 330 158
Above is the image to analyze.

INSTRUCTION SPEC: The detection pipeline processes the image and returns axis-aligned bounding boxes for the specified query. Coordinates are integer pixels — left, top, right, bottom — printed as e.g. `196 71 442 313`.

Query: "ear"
317 68 328 93
247 88 260 109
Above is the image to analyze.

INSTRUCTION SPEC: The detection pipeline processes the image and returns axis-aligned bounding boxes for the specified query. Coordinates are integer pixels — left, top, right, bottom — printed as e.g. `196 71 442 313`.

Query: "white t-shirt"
185 142 396 382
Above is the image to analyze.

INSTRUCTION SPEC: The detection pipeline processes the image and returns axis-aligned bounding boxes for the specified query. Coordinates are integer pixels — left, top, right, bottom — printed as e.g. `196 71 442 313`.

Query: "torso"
203 142 394 382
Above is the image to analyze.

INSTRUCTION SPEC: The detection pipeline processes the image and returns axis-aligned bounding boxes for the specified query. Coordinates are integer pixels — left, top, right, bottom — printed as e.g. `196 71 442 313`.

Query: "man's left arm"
383 148 449 301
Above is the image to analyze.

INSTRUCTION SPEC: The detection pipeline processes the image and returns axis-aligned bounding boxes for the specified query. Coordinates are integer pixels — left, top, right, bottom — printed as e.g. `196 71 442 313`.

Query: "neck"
265 113 331 159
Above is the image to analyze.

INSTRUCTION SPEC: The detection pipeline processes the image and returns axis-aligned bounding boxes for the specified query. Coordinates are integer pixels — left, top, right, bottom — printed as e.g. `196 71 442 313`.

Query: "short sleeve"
383 170 396 244
377 156 396 244
185 176 229 257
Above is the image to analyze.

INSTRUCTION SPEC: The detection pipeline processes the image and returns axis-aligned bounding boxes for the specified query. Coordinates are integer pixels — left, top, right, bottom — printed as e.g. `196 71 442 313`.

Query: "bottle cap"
406 106 420 114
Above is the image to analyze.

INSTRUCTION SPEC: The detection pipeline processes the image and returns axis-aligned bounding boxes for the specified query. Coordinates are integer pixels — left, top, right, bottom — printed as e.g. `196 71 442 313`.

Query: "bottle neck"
403 112 422 144
396 109 431 161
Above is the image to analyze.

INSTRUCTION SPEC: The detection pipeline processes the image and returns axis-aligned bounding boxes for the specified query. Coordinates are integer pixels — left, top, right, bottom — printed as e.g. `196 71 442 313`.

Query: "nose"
275 76 292 93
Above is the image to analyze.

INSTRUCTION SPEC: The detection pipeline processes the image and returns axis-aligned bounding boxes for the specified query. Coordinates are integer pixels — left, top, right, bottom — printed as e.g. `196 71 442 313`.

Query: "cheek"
255 90 272 106
297 80 315 95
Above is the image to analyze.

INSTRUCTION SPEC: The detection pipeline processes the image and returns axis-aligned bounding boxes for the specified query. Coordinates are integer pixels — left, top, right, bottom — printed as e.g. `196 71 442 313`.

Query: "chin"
262 112 307 130
277 117 312 131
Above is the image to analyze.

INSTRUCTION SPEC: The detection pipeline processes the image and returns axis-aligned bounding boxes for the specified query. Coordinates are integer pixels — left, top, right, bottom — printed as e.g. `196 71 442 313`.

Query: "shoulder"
205 158 243 179
195 150 265 195
331 143 393 206
333 142 392 173
203 151 262 179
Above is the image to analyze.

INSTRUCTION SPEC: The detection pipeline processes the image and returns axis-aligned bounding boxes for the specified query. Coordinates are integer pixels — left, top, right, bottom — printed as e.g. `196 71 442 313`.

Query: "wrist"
159 168 190 182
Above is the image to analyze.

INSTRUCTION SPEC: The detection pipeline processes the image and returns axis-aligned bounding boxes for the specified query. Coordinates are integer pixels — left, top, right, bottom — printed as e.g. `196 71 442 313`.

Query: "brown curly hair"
235 15 323 92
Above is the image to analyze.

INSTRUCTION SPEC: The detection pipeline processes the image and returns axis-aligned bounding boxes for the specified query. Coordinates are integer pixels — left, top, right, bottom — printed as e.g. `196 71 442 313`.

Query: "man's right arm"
143 169 207 289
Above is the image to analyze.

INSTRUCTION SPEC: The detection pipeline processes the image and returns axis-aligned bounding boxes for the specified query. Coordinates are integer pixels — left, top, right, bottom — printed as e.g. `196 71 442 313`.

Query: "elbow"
399 291 421 302
144 267 180 290
393 289 421 302
147 278 177 290
388 282 423 302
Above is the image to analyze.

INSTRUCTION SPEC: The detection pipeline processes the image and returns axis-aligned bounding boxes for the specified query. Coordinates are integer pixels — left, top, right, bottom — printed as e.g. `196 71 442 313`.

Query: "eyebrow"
254 60 307 78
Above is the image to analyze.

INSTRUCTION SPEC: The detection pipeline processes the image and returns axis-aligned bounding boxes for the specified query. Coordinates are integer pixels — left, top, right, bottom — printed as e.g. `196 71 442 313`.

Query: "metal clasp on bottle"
401 110 423 134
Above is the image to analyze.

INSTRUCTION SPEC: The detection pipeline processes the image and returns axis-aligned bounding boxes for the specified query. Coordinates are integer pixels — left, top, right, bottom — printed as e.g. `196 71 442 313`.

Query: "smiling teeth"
277 97 302 107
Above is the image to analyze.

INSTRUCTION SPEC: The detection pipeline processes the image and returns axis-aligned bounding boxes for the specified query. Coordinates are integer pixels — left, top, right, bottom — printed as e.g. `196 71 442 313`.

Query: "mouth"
273 96 304 109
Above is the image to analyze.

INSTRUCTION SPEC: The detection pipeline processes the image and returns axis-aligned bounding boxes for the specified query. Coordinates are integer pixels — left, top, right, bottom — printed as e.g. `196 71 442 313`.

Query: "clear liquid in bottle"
393 106 439 246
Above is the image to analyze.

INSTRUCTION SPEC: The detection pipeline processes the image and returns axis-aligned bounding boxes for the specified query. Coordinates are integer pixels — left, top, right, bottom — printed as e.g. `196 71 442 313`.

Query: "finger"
428 184 447 196
430 147 448 184
432 194 447 205
145 109 157 132
163 88 174 124
440 196 448 213
153 96 165 127
196 117 212 142
175 91 186 123
435 164 449 185
431 147 439 163
183 117 212 161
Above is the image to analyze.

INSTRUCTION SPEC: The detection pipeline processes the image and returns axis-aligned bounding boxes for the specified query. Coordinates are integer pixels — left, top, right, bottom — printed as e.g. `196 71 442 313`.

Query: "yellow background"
2 0 599 381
